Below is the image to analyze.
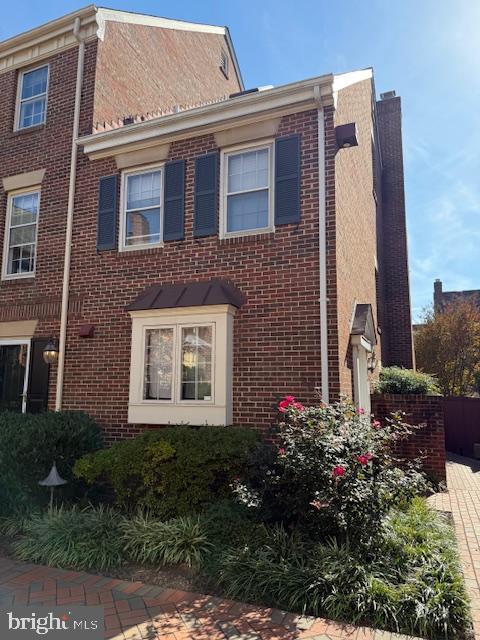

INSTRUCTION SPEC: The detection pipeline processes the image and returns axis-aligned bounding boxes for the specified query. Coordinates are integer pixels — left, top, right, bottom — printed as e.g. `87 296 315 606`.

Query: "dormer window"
16 65 49 130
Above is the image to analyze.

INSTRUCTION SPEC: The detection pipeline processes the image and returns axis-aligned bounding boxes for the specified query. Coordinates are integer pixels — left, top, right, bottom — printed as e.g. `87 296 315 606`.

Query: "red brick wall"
93 21 242 127
376 97 414 368
371 393 446 482
0 41 98 408
63 110 323 439
334 79 381 398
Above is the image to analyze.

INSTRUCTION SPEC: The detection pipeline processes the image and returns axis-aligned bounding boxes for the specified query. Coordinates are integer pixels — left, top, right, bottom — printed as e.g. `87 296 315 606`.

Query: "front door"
0 342 30 412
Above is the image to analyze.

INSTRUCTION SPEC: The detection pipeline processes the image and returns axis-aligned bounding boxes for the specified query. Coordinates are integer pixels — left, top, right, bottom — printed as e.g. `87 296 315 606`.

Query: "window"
121 166 163 249
2 190 39 279
128 306 234 425
17 65 49 130
221 143 274 237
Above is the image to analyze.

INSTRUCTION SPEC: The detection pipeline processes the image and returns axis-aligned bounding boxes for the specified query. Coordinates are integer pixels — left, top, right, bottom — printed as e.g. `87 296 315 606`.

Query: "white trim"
0 338 31 413
2 187 40 281
97 8 227 36
119 162 165 252
316 108 329 403
128 305 235 425
220 140 275 239
80 76 334 160
14 63 49 131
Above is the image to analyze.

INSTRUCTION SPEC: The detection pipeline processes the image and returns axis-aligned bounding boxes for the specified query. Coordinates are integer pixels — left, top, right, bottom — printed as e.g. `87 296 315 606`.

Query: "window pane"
8 244 35 275
127 171 161 210
227 189 269 232
144 328 174 400
20 98 46 128
21 66 48 100
125 208 161 246
11 193 38 225
228 149 268 193
181 326 212 401
9 225 36 247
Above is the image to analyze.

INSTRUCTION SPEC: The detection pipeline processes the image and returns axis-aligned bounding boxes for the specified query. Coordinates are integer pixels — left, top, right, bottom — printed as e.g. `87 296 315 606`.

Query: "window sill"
12 124 46 136
1 273 35 282
119 242 164 254
128 402 231 426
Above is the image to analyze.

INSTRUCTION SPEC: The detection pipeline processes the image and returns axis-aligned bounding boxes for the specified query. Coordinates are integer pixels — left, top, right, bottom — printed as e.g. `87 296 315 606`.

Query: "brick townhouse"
0 6 414 439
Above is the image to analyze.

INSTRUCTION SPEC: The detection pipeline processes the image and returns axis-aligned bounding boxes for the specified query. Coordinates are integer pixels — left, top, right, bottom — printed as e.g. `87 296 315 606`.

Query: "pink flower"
357 452 374 465
278 400 290 413
372 420 381 429
292 401 305 412
278 447 286 456
332 465 346 478
357 407 365 415
284 395 295 403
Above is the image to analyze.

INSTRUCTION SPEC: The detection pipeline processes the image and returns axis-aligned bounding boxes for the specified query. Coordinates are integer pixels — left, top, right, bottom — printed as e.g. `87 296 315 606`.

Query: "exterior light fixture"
38 462 67 510
43 338 59 364
367 351 378 373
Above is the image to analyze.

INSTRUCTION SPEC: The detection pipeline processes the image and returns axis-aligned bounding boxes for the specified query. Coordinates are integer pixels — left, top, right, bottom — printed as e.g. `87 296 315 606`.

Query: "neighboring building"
0 7 414 439
434 279 480 313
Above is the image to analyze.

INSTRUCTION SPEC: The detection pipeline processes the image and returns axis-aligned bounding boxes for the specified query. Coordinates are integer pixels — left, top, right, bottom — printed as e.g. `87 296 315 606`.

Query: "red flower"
278 400 291 413
332 465 346 478
278 395 304 413
357 452 373 465
372 420 381 429
278 447 286 456
284 395 295 402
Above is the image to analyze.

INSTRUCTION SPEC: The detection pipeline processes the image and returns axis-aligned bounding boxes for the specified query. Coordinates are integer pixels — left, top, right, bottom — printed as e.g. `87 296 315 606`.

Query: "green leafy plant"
74 426 258 518
13 505 124 571
0 411 103 514
374 366 439 395
234 398 428 545
122 513 212 567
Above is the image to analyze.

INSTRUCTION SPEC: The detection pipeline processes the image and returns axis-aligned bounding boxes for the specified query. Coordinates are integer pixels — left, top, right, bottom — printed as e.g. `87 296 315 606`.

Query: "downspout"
314 86 329 403
55 17 85 410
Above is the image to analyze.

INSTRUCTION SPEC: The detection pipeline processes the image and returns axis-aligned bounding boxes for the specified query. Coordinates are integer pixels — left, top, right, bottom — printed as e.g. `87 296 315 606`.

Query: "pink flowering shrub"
234 398 427 545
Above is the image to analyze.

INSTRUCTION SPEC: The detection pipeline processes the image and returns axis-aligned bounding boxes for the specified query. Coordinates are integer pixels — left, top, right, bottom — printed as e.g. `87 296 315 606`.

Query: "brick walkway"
428 453 480 639
0 555 421 640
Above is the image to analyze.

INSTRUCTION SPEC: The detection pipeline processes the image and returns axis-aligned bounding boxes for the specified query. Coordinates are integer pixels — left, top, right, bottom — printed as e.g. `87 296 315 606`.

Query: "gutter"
314 86 329 403
55 17 85 411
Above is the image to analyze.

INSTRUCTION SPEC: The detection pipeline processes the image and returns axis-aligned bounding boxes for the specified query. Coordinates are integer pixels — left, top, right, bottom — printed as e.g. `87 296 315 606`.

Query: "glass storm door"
0 342 29 412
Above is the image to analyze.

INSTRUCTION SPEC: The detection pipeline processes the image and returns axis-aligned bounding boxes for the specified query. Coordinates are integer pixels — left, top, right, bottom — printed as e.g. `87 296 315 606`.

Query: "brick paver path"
428 453 480 639
0 555 422 640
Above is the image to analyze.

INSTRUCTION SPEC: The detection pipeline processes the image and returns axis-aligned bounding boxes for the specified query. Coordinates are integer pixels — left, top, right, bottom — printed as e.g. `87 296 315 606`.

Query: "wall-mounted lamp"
335 122 358 150
43 338 59 365
367 351 378 373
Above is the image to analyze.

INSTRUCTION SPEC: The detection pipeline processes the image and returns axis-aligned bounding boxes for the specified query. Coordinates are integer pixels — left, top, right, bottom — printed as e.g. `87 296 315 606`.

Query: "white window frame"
15 64 49 131
2 187 40 281
141 322 216 406
0 339 31 413
220 140 275 239
128 305 235 425
119 163 165 252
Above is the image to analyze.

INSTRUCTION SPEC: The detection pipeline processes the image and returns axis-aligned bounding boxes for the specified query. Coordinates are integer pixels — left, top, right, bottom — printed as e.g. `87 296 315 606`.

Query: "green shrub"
374 366 439 395
122 513 211 567
0 411 103 514
13 505 124 571
234 398 428 545
214 499 470 638
74 426 258 518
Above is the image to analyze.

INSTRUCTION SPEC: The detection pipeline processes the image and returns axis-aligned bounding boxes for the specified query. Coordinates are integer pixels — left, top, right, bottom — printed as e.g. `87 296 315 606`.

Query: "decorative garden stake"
38 462 67 510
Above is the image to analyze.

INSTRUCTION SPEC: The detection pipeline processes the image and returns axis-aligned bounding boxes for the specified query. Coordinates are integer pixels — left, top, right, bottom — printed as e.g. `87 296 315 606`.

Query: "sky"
2 1 480 321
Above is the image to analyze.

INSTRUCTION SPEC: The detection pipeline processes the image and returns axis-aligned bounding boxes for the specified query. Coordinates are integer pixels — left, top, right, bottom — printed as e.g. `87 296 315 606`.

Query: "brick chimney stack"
434 279 443 313
376 92 415 368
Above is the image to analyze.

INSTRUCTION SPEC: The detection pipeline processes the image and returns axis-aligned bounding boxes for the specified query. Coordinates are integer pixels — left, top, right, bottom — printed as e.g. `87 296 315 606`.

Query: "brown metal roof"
126 279 245 312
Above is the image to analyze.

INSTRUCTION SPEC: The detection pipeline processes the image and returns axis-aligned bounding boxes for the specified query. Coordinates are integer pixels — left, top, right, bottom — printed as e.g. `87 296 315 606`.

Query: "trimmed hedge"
74 426 258 518
0 411 103 515
374 367 439 395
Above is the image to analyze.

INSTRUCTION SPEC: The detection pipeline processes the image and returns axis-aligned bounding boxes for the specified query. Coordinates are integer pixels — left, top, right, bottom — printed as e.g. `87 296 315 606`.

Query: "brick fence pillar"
371 393 446 482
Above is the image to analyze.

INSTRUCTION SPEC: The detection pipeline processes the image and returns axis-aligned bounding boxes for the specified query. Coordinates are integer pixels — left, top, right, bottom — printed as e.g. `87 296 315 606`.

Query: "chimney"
376 92 414 368
434 279 443 313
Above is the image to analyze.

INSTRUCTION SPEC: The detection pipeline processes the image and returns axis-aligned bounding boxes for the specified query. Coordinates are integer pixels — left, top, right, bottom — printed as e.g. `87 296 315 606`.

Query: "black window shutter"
194 153 218 237
97 175 118 251
164 160 185 241
26 338 50 413
274 134 301 225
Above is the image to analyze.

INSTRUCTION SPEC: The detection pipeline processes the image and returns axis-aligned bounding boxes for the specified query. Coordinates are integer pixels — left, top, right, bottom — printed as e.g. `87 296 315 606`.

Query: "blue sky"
2 1 479 320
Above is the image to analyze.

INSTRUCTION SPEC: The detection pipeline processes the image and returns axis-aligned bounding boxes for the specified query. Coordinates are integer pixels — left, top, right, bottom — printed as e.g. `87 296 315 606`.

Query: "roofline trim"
80 74 334 159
